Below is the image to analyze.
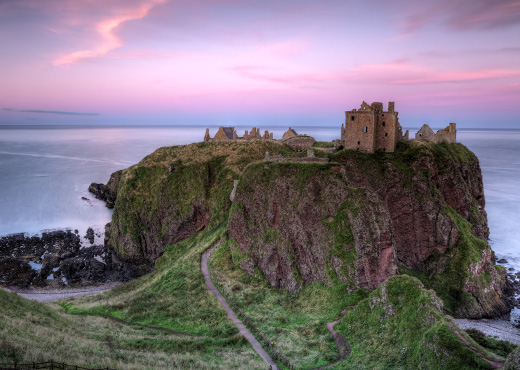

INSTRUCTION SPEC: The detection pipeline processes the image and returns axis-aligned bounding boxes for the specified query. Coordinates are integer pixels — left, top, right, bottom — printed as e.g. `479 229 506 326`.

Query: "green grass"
66 225 236 337
0 287 265 369
210 237 368 369
334 275 499 369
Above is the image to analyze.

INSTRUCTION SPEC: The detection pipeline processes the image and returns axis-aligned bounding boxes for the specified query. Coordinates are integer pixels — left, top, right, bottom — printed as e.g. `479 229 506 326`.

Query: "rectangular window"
351 116 355 121
363 126 368 133
382 122 385 127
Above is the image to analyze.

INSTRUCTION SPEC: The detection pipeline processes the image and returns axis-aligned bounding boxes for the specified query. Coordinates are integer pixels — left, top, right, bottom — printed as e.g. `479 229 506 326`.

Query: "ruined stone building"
204 126 238 141
341 101 408 153
204 126 273 142
282 127 298 140
415 123 456 143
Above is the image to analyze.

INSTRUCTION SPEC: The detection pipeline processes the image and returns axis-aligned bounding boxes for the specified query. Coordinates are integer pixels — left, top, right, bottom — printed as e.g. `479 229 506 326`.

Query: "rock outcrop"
103 140 510 319
88 170 122 208
0 229 146 288
228 162 397 292
227 142 510 318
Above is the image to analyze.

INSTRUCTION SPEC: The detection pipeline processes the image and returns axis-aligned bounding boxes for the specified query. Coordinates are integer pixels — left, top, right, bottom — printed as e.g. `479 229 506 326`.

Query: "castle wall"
345 109 377 152
415 123 456 143
375 111 398 152
344 101 402 153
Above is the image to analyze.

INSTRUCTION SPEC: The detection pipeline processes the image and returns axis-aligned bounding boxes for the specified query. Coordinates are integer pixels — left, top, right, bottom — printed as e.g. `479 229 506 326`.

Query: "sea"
0 125 519 282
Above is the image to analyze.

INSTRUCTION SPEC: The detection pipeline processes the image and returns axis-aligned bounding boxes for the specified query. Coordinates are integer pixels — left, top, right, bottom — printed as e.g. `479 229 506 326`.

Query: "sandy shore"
455 318 520 345
2 282 122 303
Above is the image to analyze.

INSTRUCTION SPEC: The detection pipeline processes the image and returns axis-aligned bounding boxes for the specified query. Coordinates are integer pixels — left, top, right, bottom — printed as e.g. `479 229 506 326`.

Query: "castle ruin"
341 101 408 153
415 123 456 143
203 102 456 152
204 126 273 142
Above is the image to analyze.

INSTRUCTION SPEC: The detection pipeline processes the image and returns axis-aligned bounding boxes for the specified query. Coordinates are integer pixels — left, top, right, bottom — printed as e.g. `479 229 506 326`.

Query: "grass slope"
1 226 266 370
335 275 500 369
0 287 264 369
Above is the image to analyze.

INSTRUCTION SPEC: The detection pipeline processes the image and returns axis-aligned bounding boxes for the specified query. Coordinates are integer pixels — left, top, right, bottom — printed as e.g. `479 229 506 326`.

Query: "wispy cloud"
53 0 165 66
399 0 520 37
3 108 100 116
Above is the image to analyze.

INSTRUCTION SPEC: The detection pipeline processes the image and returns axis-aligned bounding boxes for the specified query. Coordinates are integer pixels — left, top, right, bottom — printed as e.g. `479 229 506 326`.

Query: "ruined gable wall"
415 125 435 142
213 126 231 141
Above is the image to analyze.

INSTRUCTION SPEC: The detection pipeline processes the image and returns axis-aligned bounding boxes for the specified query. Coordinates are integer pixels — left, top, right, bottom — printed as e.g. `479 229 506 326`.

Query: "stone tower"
343 101 404 153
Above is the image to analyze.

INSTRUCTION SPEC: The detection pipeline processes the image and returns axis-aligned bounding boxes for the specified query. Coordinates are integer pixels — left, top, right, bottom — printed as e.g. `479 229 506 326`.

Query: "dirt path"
201 244 279 370
455 318 520 346
2 282 122 302
451 326 504 369
315 310 351 370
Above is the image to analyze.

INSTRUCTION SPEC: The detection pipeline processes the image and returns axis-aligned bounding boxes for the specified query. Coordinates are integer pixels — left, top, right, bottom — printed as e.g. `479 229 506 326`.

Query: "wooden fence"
0 360 113 369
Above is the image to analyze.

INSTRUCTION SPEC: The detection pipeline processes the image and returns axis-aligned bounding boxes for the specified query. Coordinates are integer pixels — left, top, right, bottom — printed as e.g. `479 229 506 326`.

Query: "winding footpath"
315 310 351 370
201 244 279 370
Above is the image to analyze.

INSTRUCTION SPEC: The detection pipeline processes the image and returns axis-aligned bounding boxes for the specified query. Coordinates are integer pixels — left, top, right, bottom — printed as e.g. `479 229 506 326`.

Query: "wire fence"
0 360 114 370
207 252 295 370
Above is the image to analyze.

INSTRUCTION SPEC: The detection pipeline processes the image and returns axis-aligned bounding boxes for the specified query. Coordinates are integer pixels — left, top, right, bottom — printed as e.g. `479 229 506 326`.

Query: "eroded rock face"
228 162 398 292
227 144 510 318
88 170 122 208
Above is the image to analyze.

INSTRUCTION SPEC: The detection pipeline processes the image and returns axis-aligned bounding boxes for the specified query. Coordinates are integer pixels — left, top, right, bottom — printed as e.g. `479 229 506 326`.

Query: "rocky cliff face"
103 141 299 265
227 142 509 319
227 162 398 292
89 170 122 208
103 140 510 319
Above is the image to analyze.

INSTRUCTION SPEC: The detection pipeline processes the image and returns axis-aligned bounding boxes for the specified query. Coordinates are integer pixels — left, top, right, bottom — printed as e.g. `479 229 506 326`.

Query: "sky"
1 0 519 128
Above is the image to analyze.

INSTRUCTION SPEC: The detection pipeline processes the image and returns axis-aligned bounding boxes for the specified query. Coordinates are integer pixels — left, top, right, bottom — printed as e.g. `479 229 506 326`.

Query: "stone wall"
415 123 456 143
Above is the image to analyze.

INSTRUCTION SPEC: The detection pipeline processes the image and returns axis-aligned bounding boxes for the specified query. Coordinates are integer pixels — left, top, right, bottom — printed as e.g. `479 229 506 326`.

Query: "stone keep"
342 101 405 153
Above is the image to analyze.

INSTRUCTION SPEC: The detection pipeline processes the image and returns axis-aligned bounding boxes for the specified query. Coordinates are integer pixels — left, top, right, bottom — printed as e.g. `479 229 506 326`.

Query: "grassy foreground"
0 225 512 370
0 226 266 370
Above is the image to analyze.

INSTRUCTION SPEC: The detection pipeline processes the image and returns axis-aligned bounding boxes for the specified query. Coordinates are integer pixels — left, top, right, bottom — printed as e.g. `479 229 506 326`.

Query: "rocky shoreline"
0 227 150 290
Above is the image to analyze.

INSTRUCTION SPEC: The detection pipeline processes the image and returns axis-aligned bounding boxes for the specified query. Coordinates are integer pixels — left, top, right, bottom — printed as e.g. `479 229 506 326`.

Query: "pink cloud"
53 0 165 66
398 0 520 38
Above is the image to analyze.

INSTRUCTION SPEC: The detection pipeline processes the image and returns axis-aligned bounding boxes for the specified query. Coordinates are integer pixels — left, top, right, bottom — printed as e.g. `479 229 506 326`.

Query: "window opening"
363 126 368 133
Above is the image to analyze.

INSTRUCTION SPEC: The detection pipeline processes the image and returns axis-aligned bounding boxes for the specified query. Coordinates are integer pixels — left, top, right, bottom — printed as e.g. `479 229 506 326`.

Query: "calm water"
0 126 518 267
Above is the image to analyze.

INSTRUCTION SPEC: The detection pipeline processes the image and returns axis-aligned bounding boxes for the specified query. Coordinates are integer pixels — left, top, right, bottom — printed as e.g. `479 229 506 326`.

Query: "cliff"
99 140 510 319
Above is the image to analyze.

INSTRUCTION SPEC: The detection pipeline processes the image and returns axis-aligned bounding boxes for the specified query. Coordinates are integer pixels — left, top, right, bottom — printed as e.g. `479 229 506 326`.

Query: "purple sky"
1 0 519 128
